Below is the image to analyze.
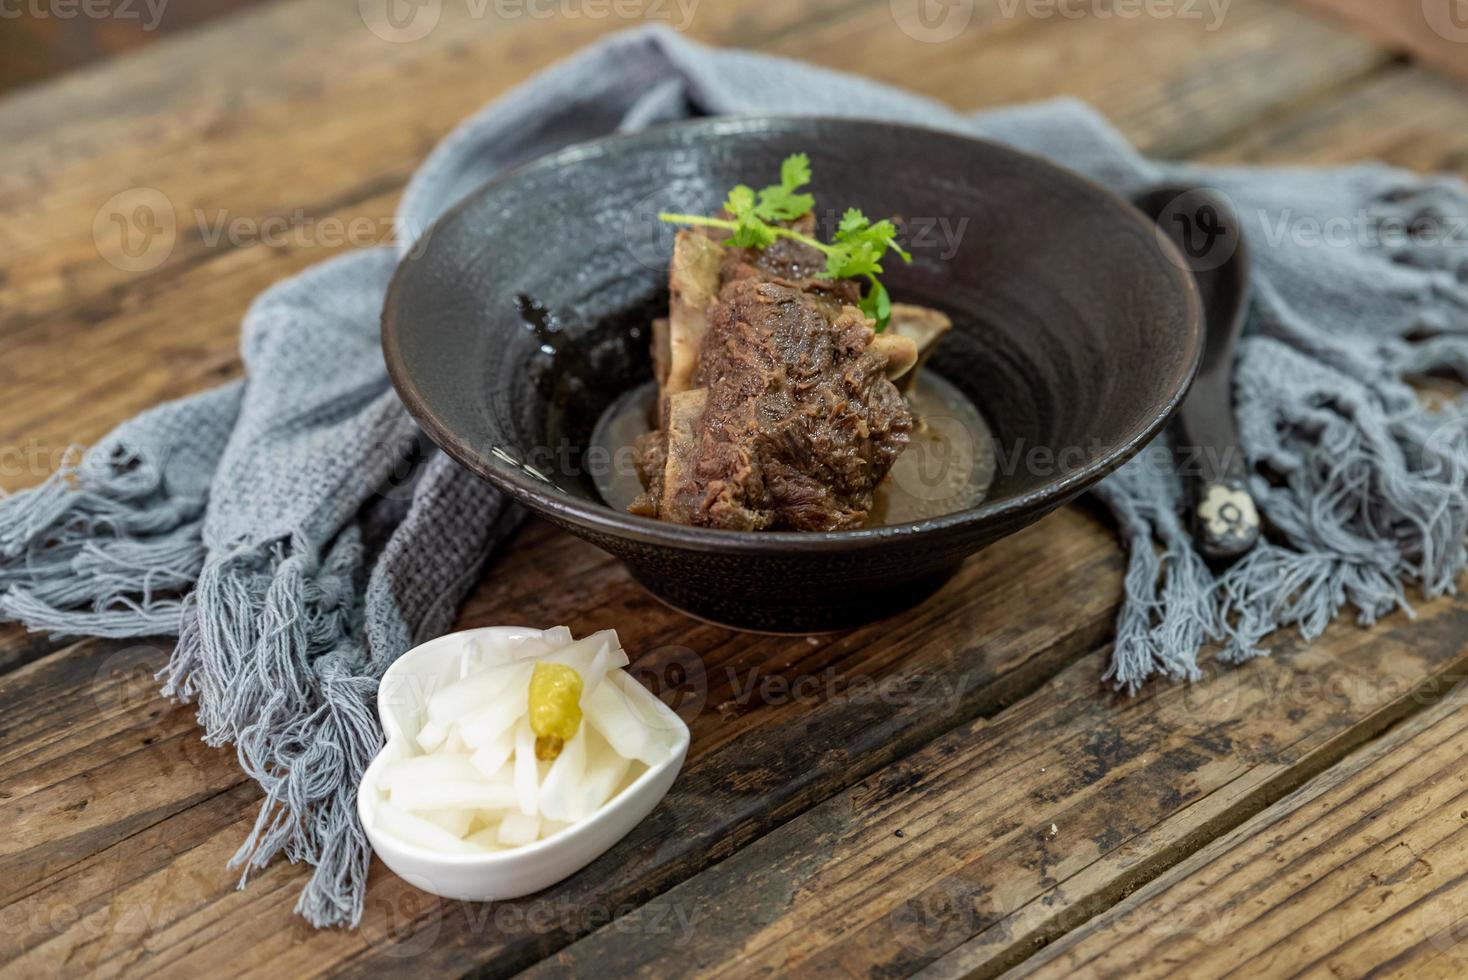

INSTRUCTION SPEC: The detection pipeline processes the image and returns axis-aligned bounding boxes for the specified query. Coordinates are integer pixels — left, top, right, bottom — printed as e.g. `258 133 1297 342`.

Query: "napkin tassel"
0 387 236 637
162 527 382 928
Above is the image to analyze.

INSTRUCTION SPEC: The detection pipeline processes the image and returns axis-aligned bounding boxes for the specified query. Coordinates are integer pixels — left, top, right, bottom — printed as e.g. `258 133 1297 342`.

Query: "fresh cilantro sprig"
657 153 912 331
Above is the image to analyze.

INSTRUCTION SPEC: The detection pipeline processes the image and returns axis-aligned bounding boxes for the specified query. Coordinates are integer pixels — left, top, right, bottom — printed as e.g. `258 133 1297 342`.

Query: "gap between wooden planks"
517 62 1468 979
1297 0 1468 87
1007 667 1468 979
0 1 1444 979
0 0 1386 495
452 61 1468 979
0 505 1123 975
525 592 1468 980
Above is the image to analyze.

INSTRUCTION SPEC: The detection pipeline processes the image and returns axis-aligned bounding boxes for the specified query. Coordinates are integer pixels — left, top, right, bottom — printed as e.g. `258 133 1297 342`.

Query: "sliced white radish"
415 719 450 753
465 826 509 850
540 819 574 840
417 808 474 838
455 664 534 743
611 671 680 763
469 732 515 781
467 808 514 834
575 730 632 820
513 716 540 816
544 630 627 696
375 803 491 854
384 627 682 858
391 777 517 813
582 673 675 766
427 661 533 726
541 626 574 647
498 810 541 846
457 670 531 748
615 762 648 798
381 752 482 789
538 728 588 823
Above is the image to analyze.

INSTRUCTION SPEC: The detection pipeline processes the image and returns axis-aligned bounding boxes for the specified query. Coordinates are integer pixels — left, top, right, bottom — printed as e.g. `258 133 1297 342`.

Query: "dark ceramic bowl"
383 116 1202 632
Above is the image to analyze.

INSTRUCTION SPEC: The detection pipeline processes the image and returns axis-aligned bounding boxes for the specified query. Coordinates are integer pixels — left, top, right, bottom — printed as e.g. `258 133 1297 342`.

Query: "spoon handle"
1136 184 1263 564
1177 371 1260 561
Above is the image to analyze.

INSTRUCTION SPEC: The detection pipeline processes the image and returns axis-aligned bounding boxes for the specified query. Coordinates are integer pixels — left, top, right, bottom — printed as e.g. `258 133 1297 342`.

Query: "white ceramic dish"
358 626 690 902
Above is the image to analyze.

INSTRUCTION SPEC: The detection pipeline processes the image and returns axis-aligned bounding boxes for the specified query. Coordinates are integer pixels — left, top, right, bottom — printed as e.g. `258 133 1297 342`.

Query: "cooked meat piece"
657 278 913 531
629 427 666 518
635 212 919 531
717 214 862 318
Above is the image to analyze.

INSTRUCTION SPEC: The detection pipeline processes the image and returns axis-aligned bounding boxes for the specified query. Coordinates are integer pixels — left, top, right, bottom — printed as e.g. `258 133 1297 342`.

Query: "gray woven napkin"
3 25 1466 927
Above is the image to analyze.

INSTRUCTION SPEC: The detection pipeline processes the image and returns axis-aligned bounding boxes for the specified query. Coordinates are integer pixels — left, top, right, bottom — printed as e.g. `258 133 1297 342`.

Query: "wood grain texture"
0 506 1126 976
1009 673 1468 979
0 0 1390 495
1299 0 1468 86
527 603 1468 979
0 0 1465 977
0 0 269 93
498 61 1468 980
761 0 1390 158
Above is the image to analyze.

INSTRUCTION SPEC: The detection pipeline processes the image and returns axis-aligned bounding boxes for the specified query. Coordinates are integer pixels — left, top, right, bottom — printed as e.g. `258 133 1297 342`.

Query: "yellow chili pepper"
528 662 583 761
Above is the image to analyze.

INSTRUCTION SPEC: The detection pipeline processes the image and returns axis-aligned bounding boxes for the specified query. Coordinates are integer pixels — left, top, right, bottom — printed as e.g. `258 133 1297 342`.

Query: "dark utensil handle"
1177 372 1260 561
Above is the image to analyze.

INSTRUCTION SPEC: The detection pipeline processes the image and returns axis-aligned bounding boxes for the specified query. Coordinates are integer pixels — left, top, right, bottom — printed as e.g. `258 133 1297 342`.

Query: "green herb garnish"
657 153 912 331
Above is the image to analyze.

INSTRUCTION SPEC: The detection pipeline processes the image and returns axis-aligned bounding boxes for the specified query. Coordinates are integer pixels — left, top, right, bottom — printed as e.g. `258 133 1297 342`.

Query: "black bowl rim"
383 114 1203 555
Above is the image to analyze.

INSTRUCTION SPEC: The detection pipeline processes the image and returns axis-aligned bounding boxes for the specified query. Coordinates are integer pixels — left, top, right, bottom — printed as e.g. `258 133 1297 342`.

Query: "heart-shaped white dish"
357 626 690 902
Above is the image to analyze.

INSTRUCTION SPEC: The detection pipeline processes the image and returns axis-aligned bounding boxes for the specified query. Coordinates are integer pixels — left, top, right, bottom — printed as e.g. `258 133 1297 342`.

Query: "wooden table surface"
3 1 1468 977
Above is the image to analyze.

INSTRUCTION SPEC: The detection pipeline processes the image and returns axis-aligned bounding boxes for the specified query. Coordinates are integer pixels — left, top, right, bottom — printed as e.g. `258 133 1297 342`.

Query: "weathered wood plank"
760 0 1389 158
0 505 1127 976
0 623 66 675
0 0 269 93
1007 670 1468 979
504 61 1468 979
1298 0 1468 87
1199 65 1468 172
0 0 1389 498
0 0 858 336
0 1 1424 978
524 597 1468 979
